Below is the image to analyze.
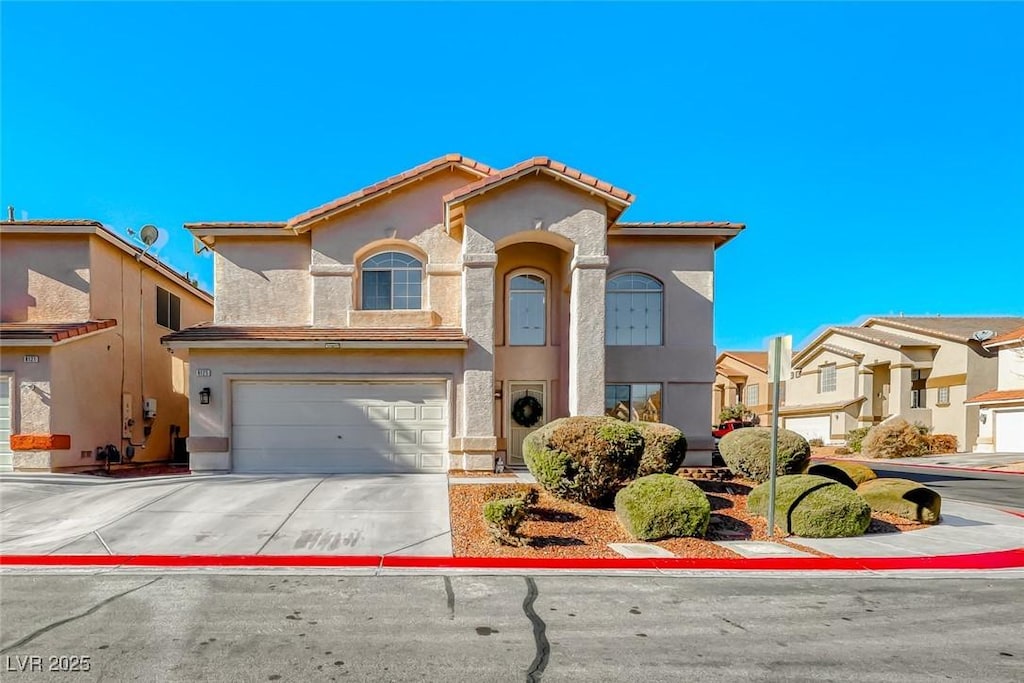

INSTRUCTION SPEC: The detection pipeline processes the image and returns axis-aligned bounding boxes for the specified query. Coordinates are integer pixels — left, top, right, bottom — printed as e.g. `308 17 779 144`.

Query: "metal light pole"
766 335 791 538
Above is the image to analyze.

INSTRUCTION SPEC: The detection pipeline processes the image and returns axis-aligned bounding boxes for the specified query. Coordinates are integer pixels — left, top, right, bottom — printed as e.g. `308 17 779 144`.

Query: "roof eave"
162 339 468 350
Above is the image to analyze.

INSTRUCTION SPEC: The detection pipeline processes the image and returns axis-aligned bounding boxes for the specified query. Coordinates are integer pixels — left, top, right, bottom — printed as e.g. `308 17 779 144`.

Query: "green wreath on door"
511 395 543 428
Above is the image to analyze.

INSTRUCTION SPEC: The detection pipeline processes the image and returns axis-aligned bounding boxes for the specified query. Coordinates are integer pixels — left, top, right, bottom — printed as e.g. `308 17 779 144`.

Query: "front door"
507 382 545 466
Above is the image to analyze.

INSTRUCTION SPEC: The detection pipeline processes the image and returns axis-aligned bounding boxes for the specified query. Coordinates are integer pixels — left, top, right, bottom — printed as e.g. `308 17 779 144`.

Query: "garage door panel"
785 416 831 443
995 409 1024 453
231 381 448 473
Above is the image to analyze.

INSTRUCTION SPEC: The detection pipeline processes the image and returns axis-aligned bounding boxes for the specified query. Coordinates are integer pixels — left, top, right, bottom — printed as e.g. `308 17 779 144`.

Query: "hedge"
614 474 711 541
635 422 687 476
861 419 929 459
856 478 942 524
748 474 872 537
805 461 878 490
718 427 811 483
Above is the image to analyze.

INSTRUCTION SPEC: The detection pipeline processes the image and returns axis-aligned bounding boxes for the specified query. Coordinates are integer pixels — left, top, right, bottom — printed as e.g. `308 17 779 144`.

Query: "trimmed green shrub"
834 446 852 456
523 416 644 506
718 427 811 483
805 461 877 490
925 434 958 454
483 483 539 507
857 478 941 524
808 438 825 448
614 474 711 540
748 474 872 537
635 422 687 476
861 419 929 459
483 497 528 546
719 404 748 422
845 427 871 453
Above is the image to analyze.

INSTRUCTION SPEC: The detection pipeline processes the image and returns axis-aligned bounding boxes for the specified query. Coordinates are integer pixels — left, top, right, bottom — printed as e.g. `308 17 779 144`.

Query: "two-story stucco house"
713 351 773 426
163 155 743 474
0 219 213 471
780 316 1024 450
967 325 1024 453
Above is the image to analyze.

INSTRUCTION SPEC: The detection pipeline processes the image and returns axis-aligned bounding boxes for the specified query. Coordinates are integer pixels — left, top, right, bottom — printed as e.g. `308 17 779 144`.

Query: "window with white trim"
605 274 663 346
508 274 546 346
818 364 837 393
746 384 759 406
361 252 422 310
604 383 662 422
937 386 950 405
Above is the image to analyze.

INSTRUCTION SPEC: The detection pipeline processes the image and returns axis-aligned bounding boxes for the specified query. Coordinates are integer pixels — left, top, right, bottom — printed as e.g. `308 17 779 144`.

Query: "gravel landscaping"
449 477 923 558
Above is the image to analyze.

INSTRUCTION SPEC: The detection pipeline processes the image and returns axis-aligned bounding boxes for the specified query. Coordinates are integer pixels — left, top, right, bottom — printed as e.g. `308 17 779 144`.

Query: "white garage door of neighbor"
995 409 1024 454
785 415 831 443
231 381 448 473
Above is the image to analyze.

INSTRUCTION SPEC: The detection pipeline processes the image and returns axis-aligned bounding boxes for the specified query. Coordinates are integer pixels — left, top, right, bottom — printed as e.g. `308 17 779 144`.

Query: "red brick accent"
10 434 72 451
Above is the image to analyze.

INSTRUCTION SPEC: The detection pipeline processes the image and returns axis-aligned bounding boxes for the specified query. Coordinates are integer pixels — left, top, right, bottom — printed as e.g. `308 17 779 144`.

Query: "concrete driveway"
0 473 452 556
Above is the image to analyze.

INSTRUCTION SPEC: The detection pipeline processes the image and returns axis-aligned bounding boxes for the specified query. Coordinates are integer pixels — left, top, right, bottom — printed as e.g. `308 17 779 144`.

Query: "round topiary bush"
856 478 941 524
718 427 811 483
748 474 872 537
861 419 929 459
805 461 877 490
614 474 711 540
522 416 644 506
635 422 687 476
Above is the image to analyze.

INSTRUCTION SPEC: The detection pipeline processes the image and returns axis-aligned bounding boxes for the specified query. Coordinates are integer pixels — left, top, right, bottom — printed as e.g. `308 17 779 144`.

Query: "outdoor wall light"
199 387 211 405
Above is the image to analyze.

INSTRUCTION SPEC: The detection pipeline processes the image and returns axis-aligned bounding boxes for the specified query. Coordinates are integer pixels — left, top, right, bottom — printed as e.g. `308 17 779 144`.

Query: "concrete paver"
608 543 676 558
714 541 818 558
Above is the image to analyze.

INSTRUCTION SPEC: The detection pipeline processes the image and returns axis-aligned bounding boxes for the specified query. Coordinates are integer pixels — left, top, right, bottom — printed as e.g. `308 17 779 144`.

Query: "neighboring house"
780 316 1024 450
163 154 743 474
713 351 774 425
967 326 1024 453
0 219 213 472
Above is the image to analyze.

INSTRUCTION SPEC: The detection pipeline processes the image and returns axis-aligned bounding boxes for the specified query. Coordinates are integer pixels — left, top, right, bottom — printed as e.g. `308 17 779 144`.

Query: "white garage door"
231 381 448 473
995 409 1024 454
0 377 12 471
785 415 831 443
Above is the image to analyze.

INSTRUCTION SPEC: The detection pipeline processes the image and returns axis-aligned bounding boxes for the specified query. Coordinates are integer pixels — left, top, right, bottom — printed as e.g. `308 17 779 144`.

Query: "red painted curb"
813 456 1024 476
2 548 1022 571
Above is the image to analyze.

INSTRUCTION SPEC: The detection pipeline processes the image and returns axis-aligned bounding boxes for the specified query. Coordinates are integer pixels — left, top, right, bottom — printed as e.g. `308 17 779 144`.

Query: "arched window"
362 252 423 310
606 273 663 346
508 273 546 346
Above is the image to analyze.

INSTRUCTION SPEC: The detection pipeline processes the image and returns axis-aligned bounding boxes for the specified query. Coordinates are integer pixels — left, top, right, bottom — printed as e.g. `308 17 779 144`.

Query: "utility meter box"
143 397 157 419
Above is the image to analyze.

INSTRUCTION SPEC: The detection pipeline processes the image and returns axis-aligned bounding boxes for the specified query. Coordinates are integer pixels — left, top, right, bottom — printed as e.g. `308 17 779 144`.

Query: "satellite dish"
139 224 160 246
972 329 996 342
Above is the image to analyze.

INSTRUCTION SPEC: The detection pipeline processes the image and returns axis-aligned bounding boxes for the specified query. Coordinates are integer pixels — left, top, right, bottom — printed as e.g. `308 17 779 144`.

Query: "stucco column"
457 251 498 468
568 254 608 416
890 364 914 417
857 368 874 425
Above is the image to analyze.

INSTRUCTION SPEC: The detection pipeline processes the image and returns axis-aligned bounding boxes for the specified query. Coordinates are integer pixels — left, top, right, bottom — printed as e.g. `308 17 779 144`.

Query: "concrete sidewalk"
817 452 1024 473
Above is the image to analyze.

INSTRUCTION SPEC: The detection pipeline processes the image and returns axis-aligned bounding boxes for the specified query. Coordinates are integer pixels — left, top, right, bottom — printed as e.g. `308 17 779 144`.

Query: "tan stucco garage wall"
214 236 311 325
185 348 465 472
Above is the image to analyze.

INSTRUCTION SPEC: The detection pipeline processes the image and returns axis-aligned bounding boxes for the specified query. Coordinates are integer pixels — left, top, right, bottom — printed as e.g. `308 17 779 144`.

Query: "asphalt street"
829 460 1024 511
1 573 1022 682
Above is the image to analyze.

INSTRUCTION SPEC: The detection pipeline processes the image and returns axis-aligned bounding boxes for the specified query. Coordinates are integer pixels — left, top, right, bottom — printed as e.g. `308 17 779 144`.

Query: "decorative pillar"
857 368 874 425
890 364 914 417
568 254 608 416
456 250 498 469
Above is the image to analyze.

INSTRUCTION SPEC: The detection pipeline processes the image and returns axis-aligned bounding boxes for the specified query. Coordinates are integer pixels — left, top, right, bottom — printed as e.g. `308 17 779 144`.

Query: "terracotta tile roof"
0 320 117 343
719 351 769 371
987 325 1024 346
867 316 1024 343
287 154 496 229
442 157 635 209
162 324 466 344
820 343 865 360
833 326 940 349
3 219 104 227
614 221 745 229
965 388 1024 405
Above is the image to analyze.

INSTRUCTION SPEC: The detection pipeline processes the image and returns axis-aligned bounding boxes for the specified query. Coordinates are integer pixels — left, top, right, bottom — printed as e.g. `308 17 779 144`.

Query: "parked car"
712 420 756 441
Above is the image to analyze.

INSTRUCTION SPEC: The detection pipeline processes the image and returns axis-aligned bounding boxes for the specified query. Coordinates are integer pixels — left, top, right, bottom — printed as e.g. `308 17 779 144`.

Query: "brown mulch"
81 464 190 478
449 477 928 559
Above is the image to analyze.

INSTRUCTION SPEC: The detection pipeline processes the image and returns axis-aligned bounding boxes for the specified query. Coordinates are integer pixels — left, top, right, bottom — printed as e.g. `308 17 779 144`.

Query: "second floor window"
156 287 181 331
937 386 950 405
508 273 546 345
362 252 422 310
746 384 759 406
818 363 836 393
606 274 663 346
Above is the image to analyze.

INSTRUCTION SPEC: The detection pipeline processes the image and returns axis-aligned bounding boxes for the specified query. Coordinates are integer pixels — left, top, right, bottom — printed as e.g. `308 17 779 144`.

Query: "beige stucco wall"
0 234 91 322
0 347 53 434
184 348 465 471
714 361 772 425
214 236 311 325
997 346 1024 390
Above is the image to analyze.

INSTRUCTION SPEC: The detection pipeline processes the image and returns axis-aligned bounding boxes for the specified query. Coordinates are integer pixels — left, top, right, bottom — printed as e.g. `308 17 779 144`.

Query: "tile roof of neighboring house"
162 324 467 344
719 351 769 371
820 343 865 360
182 221 287 230
614 221 746 229
287 154 497 230
3 219 104 227
833 326 940 349
986 325 1024 347
441 157 635 218
867 316 1024 343
778 397 866 416
0 320 118 343
965 388 1024 405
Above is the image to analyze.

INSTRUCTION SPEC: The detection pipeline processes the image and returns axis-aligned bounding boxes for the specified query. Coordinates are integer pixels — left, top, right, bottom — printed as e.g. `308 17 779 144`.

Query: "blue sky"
2 2 1022 350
